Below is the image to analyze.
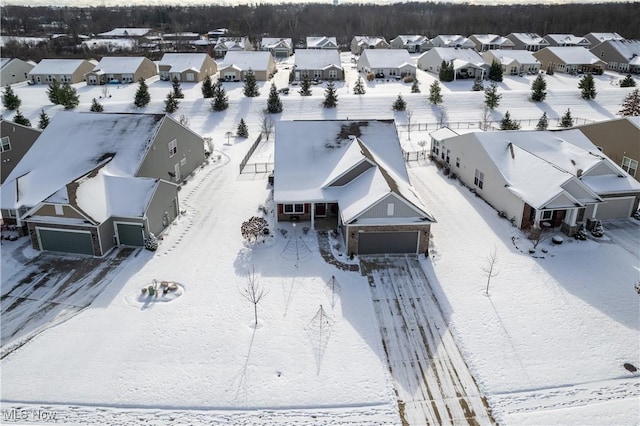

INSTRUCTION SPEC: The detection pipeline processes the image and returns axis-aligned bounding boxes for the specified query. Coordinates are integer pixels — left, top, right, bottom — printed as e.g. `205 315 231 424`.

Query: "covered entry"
116 223 144 246
37 228 94 255
358 231 419 255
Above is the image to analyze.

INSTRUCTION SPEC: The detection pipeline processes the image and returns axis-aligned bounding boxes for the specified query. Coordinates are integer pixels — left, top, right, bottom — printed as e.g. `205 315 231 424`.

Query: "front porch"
277 202 340 231
521 203 598 236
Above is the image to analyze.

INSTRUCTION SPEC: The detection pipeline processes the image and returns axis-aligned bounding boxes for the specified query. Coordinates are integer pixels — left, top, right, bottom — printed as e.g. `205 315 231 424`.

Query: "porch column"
311 202 315 230
533 209 542 227
566 208 577 226
591 203 599 219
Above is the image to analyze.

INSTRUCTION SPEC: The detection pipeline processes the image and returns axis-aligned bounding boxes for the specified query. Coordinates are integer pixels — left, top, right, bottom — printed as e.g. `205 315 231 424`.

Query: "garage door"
117 223 144 246
38 228 94 255
358 231 419 255
596 197 635 220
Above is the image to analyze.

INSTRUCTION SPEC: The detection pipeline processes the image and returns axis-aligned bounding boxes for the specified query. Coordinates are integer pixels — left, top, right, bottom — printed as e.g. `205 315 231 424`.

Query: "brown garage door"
358 231 419 255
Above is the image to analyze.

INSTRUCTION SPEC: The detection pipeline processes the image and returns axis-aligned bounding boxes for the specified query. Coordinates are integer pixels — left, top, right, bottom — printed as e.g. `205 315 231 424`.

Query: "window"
186 73 195 81
455 157 460 168
283 204 304 214
180 157 187 166
387 203 394 216
54 205 64 215
622 156 638 177
432 140 439 155
541 210 553 221
328 70 338 79
168 139 177 157
1 136 11 152
474 169 484 189
446 149 450 164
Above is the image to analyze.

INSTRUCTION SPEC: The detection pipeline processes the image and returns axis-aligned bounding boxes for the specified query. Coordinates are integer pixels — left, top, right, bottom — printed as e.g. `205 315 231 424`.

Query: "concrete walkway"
361 255 494 426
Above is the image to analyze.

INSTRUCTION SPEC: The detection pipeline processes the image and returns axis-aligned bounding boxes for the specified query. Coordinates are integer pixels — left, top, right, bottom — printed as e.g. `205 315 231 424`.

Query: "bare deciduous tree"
406 109 413 140
480 105 492 131
240 267 268 327
260 109 275 141
482 246 499 295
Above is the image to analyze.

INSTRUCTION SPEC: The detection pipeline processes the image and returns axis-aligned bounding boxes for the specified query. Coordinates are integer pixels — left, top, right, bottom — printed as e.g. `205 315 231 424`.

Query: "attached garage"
116 223 144 246
37 228 94 255
357 231 419 255
596 196 636 219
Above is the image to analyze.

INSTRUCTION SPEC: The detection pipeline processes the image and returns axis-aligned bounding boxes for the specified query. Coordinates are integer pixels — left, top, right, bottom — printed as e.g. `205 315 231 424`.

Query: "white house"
430 35 475 49
482 50 541 75
1 58 35 85
357 49 416 78
306 36 339 50
260 37 293 58
418 47 487 79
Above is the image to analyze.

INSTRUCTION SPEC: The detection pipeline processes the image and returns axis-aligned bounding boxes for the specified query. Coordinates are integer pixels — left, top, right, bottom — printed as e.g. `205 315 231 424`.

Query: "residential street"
362 255 494 426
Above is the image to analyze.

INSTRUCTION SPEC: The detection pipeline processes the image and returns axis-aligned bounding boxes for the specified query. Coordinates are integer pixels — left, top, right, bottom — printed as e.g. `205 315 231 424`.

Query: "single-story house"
213 37 253 58
218 51 276 81
0 112 206 256
389 35 432 53
533 46 606 74
590 39 640 74
357 49 416 78
306 36 339 50
469 34 515 52
158 53 218 82
350 36 390 55
430 128 640 235
506 33 550 52
575 117 640 183
260 37 293 58
0 119 42 184
85 56 157 85
28 58 95 84
1 58 35 85
430 35 475 49
418 47 488 80
274 119 435 255
482 50 541 75
294 49 343 81
543 34 591 48
583 32 625 47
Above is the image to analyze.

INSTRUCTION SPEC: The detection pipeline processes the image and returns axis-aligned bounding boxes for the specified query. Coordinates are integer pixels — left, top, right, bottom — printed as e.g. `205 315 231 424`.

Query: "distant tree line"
1 2 638 61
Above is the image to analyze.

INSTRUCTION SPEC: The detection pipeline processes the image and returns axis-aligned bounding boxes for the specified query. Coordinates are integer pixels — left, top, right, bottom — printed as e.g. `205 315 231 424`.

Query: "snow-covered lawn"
1 55 639 424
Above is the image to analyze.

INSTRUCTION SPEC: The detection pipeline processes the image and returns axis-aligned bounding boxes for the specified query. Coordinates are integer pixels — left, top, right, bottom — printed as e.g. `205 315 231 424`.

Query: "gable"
356 193 425 220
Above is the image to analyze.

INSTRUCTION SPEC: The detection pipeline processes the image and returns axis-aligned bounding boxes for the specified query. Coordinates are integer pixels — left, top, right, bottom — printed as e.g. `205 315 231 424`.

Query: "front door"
174 163 181 182
315 203 327 217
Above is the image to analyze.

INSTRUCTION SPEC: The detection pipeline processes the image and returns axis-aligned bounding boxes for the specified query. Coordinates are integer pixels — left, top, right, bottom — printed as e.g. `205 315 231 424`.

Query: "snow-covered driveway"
362 255 494 425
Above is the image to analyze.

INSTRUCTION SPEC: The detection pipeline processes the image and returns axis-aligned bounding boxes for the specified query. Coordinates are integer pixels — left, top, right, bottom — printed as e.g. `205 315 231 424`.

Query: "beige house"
158 53 217 82
85 56 157 85
543 34 591 48
431 35 475 49
350 36 389 55
389 35 432 53
469 34 515 52
506 33 550 52
533 46 606 74
28 59 94 84
218 51 276 81
576 117 640 182
482 50 540 75
213 37 253 58
294 49 343 81
1 58 35 85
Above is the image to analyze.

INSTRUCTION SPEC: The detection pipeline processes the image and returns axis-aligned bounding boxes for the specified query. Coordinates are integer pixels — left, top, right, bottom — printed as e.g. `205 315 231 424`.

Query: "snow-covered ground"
1 53 639 425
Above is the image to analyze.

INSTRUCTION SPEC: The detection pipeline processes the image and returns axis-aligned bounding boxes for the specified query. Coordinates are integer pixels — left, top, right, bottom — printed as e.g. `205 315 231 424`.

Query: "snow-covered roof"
353 36 387 47
261 38 292 49
360 49 414 69
274 120 434 224
422 47 487 67
214 37 248 50
484 49 540 66
306 36 338 49
430 127 460 141
158 53 209 73
98 28 154 37
508 33 549 46
470 34 515 48
601 39 640 62
81 38 137 50
537 46 605 65
29 59 88 75
585 32 625 43
220 51 272 71
89 56 153 74
545 34 590 46
294 49 342 70
432 35 474 47
394 35 429 45
1 112 166 210
0 58 11 69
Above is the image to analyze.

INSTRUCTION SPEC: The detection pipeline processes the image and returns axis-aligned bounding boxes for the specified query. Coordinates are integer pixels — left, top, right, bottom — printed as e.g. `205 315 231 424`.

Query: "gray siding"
329 162 373 186
146 181 179 236
0 121 42 184
358 194 420 219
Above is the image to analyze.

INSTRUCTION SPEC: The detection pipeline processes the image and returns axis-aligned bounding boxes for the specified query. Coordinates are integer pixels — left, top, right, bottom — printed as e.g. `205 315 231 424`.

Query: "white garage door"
596 197 635 219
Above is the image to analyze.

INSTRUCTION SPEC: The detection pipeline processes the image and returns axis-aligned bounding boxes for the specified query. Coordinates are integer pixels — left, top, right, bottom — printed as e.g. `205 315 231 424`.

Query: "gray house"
0 119 41 184
274 120 435 255
1 58 35 85
357 49 416 78
294 49 344 81
0 112 206 256
590 39 640 74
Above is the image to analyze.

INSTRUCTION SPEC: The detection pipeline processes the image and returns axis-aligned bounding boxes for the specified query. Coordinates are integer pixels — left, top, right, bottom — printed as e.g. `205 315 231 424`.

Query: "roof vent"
508 142 515 159
577 168 583 177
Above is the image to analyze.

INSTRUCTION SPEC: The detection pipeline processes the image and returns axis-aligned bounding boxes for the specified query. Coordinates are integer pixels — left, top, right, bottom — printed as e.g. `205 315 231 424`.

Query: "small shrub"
403 75 415 83
366 72 375 82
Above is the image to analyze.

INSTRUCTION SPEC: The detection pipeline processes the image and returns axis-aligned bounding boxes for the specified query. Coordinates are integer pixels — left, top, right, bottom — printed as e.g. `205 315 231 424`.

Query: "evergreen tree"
2 85 21 110
211 82 229 111
164 91 179 113
499 111 520 130
58 83 79 109
266 83 283 113
323 81 338 108
472 76 484 91
90 98 104 112
578 73 597 100
488 60 503 82
484 82 502 109
47 79 61 104
38 109 50 129
353 75 366 95
201 74 215 98
439 60 454 82
536 111 549 130
237 118 249 138
134 78 151 107
429 80 443 105
392 94 406 111
172 77 184 99
560 108 574 127
411 78 420 93
530 74 547 102
243 69 260 97
620 74 636 88
13 110 30 127
618 89 640 117
298 74 312 96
